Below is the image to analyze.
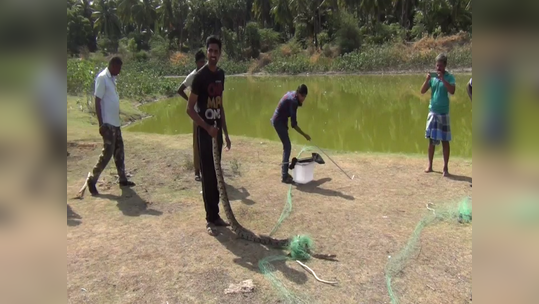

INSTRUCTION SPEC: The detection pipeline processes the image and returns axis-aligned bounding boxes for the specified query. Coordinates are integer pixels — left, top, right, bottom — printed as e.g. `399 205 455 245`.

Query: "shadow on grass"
214 228 308 286
67 204 82 226
446 173 472 184
100 187 163 217
431 171 473 184
295 178 355 201
225 184 256 206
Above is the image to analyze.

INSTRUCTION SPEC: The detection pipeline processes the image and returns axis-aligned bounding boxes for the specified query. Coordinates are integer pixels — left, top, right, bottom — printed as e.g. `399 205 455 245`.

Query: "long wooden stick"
74 173 90 199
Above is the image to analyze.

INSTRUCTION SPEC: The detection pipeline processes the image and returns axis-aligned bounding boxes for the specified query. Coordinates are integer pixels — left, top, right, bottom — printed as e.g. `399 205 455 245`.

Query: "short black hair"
436 53 448 66
206 35 222 51
109 56 123 66
297 84 308 95
195 50 205 62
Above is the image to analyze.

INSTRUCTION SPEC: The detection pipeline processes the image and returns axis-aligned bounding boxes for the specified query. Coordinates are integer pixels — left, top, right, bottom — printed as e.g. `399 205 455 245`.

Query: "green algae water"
127 74 473 157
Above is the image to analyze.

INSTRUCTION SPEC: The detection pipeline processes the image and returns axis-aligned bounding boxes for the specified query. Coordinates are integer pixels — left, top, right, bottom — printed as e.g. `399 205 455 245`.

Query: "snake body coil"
212 135 290 249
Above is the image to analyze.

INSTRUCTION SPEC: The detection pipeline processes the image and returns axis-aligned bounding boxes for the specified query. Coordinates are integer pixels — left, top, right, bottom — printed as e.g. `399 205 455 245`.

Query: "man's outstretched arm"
290 103 310 140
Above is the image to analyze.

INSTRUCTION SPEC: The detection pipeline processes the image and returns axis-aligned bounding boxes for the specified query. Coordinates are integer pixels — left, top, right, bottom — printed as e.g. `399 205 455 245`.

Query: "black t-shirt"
191 65 225 128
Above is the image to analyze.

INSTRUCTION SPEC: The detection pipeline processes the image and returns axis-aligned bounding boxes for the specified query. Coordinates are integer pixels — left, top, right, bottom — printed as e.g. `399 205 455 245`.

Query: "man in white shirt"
177 50 206 182
84 56 135 196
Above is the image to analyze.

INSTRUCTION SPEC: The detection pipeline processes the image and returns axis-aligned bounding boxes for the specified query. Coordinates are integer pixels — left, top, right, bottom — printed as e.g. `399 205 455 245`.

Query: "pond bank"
163 67 473 78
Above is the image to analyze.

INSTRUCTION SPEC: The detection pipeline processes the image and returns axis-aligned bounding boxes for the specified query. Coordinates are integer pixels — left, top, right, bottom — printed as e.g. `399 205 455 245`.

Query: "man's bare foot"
425 167 433 173
442 169 449 177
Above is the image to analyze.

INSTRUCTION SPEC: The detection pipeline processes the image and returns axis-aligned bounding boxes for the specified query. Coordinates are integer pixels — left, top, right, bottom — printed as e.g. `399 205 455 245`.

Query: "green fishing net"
269 146 317 237
385 196 472 304
260 145 474 304
259 235 315 304
260 146 320 304
459 197 473 223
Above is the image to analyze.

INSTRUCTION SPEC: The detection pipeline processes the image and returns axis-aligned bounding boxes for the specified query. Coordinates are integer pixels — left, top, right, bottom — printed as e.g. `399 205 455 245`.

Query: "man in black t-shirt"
186 36 232 235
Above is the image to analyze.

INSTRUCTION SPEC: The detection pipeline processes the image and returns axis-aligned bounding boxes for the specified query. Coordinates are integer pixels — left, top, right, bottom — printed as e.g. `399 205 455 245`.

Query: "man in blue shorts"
420 54 456 177
271 84 311 184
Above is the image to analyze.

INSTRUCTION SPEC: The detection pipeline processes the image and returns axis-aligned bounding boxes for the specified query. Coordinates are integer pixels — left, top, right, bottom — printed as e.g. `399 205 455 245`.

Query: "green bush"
134 50 150 62
68 33 471 100
149 36 169 60
67 59 178 102
245 22 262 58
265 54 311 74
335 12 362 54
318 31 330 47
259 29 281 52
97 36 119 55
221 27 242 60
294 23 310 48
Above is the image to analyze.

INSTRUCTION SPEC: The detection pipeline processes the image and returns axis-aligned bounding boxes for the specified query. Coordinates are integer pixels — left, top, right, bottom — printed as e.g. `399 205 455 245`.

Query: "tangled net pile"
258 235 317 304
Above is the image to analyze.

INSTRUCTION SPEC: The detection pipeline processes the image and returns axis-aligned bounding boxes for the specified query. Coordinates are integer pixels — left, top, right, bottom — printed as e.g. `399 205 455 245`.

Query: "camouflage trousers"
88 124 127 183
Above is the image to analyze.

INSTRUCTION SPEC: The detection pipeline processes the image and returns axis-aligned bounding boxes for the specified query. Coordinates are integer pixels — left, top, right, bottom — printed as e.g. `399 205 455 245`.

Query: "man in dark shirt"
186 36 232 235
271 84 311 184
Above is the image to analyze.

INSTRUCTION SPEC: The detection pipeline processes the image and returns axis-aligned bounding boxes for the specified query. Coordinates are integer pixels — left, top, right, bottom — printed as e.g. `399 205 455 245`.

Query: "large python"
211 131 337 261
212 133 290 249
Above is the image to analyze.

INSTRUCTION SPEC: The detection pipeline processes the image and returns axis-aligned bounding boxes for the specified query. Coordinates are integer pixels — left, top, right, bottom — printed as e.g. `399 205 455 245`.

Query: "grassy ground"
66 96 472 304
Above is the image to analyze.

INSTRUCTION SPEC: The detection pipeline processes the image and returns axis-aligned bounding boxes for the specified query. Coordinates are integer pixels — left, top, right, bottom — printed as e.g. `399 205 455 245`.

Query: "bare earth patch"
67 130 472 304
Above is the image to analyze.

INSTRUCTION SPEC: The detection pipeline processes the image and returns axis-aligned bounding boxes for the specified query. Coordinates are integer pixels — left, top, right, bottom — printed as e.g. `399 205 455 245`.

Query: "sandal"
195 175 201 182
206 223 217 236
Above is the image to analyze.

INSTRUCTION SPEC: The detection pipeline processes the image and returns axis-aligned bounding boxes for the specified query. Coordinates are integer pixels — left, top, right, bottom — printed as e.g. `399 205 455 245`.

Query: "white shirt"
181 68 197 88
94 68 121 127
181 68 199 112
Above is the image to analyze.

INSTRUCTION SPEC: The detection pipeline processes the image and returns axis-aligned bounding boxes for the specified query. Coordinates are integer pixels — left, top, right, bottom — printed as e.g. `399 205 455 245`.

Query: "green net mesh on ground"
259 144 473 304
258 235 316 304
259 147 319 304
385 196 472 304
269 146 318 237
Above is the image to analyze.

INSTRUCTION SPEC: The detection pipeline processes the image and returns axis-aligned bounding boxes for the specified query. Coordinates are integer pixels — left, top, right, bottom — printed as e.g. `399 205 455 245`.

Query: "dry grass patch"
67 130 472 304
412 32 472 53
248 53 273 74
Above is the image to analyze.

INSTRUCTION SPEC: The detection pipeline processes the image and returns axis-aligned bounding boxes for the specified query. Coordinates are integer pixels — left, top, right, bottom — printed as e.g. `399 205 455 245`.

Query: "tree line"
67 0 472 59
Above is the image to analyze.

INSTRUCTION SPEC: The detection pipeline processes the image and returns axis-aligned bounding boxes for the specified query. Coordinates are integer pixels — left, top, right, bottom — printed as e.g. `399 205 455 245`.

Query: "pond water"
126 74 473 158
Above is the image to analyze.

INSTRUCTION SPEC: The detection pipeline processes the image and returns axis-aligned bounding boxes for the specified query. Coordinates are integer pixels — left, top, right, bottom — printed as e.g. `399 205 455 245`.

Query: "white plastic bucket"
293 161 315 184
